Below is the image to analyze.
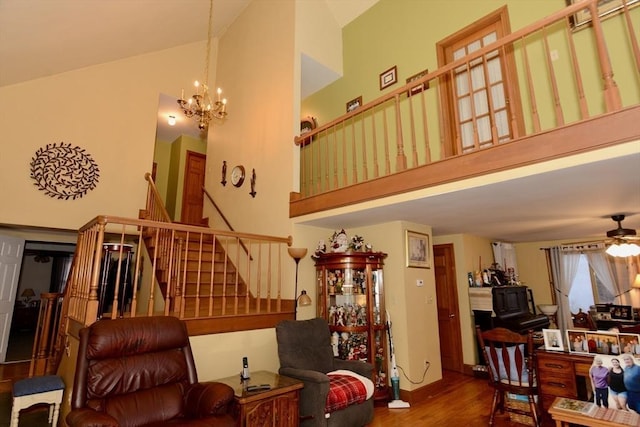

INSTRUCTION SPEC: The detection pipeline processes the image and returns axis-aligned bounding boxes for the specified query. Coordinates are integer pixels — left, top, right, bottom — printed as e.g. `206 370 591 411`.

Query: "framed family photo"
346 96 362 113
406 69 429 96
405 230 430 268
543 329 564 351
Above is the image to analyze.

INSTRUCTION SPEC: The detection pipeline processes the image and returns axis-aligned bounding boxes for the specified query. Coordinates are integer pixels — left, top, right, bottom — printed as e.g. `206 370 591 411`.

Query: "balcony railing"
291 0 639 215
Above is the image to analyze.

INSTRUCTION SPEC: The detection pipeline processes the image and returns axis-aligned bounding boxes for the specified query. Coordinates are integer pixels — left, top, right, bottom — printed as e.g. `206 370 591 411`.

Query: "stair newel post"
86 221 106 324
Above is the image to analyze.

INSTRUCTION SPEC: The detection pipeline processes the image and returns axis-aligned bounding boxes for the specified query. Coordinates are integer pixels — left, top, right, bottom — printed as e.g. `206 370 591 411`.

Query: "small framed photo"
566 0 639 30
346 96 362 113
406 69 429 96
619 333 640 355
405 230 430 268
543 329 564 351
567 330 590 353
379 66 397 90
584 331 620 355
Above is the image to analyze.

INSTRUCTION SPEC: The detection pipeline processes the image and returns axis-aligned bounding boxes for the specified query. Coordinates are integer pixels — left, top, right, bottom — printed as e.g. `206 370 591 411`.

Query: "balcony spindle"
542 27 564 126
393 93 407 170
588 0 622 111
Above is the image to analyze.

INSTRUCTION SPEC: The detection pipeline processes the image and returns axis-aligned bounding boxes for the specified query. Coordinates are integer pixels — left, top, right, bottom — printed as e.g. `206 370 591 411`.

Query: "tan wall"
293 221 440 391
0 42 207 230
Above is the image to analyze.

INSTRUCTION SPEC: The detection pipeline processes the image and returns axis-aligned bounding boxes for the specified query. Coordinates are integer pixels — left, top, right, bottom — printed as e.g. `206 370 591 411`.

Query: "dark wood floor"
369 370 554 426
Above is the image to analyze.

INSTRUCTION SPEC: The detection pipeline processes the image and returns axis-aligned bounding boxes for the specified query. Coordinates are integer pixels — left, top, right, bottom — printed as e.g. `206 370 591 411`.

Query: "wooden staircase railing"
34 211 294 376
292 0 639 214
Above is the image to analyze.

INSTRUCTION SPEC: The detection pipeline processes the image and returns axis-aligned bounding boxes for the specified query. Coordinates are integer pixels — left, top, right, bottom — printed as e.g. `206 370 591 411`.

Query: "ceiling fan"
606 214 639 240
605 214 640 257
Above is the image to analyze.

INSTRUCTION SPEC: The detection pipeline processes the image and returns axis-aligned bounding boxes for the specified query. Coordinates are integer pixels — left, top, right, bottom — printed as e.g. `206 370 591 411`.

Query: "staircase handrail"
293 0 622 147
144 172 172 223
202 186 252 259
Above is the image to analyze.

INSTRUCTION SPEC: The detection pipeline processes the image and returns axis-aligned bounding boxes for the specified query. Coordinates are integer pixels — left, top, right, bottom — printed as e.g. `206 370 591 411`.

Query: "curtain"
50 254 73 294
586 251 619 302
492 242 518 275
607 254 640 305
549 247 581 332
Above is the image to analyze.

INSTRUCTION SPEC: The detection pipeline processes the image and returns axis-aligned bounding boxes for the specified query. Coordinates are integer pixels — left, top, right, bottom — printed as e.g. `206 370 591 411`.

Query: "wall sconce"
634 273 640 288
167 115 176 126
288 247 310 319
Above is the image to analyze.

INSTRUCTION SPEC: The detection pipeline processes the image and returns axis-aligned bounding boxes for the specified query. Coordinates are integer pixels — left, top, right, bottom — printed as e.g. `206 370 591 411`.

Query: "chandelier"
177 0 227 130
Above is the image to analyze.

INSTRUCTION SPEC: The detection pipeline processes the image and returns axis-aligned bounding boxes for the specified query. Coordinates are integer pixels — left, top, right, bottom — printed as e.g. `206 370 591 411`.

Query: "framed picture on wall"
406 69 429 96
405 230 430 268
346 96 363 113
379 66 397 90
566 0 639 29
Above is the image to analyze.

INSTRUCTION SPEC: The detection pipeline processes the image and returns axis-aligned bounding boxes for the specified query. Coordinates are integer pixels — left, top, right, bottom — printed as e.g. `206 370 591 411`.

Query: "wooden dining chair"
476 326 541 427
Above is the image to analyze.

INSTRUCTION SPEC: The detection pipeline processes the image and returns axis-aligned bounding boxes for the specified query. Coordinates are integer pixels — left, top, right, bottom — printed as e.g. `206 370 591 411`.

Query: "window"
568 253 614 313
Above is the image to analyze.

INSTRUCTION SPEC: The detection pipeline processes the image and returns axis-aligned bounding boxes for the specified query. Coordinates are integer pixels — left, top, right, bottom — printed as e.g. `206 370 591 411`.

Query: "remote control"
246 384 271 391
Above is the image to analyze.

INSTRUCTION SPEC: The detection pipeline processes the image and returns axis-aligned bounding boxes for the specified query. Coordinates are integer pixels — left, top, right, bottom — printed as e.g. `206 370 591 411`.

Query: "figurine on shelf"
336 306 345 326
331 229 349 252
350 235 364 251
331 332 339 357
348 305 357 326
311 240 327 259
357 306 367 325
329 306 337 325
328 271 337 294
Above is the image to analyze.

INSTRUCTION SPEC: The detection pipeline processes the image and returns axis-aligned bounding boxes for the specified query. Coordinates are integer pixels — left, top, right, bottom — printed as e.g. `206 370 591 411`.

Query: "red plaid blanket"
325 374 367 413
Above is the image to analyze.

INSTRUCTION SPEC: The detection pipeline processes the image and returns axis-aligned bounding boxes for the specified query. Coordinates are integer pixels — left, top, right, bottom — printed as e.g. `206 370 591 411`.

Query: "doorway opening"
5 242 74 363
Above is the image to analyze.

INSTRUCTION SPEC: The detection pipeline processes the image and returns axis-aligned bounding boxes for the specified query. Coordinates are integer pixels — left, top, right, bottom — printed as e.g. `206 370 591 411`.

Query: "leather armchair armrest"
184 381 234 418
66 408 119 427
333 359 374 378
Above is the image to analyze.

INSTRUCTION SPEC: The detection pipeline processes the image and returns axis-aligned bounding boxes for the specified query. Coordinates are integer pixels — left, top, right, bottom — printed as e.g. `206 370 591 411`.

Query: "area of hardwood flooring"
369 370 554 426
0 368 555 426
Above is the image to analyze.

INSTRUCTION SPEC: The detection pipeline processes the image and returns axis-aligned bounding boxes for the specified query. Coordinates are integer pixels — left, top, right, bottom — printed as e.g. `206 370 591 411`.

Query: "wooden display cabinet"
314 251 389 401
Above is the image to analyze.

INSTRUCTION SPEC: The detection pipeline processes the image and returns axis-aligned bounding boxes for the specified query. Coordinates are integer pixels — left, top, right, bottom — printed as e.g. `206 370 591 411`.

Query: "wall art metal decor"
30 142 100 200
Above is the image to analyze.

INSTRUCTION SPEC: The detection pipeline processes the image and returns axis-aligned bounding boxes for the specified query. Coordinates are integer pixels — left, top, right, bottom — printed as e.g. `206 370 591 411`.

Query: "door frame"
435 5 524 156
434 243 464 372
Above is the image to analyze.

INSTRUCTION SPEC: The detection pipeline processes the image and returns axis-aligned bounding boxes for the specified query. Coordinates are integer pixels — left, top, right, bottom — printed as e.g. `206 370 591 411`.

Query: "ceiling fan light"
606 242 640 257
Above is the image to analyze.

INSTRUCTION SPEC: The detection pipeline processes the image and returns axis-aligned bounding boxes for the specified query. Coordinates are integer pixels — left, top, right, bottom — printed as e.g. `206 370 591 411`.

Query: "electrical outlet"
416 279 424 287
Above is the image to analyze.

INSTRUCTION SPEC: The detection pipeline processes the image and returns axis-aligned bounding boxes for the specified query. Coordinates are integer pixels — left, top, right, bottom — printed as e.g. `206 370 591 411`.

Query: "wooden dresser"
536 349 594 413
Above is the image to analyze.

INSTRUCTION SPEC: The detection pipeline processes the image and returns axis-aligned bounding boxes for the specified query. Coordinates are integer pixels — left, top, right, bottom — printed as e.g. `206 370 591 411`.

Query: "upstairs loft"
289 0 640 219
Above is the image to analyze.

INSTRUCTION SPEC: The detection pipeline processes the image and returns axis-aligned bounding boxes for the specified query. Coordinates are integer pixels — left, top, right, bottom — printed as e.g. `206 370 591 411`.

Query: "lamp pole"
287 247 308 319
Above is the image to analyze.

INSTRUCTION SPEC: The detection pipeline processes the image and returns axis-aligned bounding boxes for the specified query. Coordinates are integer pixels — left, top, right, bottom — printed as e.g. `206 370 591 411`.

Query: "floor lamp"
288 247 312 319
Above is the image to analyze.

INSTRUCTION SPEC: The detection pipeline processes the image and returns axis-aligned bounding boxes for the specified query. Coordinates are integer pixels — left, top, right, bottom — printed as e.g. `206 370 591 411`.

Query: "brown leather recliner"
67 316 236 427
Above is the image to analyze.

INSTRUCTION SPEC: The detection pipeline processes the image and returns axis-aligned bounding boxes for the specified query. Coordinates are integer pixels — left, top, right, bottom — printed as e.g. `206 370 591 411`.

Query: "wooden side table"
215 370 303 427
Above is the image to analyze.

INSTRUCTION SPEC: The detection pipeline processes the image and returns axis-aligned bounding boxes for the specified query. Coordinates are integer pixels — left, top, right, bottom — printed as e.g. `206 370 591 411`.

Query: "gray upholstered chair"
275 318 374 427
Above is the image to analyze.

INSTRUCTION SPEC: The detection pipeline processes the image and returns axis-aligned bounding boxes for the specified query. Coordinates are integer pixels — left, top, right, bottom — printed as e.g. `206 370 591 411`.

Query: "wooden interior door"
434 243 463 372
181 151 206 225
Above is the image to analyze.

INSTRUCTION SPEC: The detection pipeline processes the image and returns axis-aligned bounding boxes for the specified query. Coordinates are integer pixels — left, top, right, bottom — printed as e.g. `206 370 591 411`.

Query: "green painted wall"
302 0 639 128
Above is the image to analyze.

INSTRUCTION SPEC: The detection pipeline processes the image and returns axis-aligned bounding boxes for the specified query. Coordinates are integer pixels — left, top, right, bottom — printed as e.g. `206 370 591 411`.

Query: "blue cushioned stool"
11 375 65 427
